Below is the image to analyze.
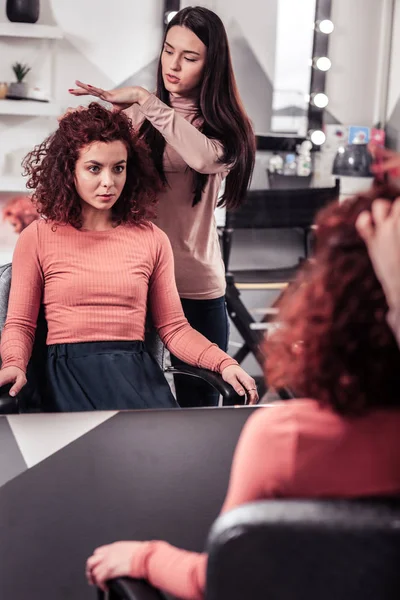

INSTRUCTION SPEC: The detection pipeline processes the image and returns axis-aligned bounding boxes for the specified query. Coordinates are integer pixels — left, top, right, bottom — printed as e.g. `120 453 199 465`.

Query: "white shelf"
0 176 29 193
0 22 63 39
0 99 60 116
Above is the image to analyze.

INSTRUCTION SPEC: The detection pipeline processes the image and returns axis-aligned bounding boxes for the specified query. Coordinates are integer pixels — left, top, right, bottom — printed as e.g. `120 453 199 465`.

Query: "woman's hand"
68 81 150 111
86 541 143 591
369 144 400 178
221 365 259 404
0 366 26 396
356 198 400 339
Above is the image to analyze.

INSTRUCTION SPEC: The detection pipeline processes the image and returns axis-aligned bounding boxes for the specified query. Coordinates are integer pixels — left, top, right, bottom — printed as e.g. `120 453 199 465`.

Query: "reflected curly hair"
266 182 400 415
22 103 161 227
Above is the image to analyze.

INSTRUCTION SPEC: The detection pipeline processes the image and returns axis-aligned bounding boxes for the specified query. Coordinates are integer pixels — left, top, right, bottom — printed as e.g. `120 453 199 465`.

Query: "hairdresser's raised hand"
221 365 259 405
0 366 26 397
356 198 400 338
68 81 150 111
369 144 400 178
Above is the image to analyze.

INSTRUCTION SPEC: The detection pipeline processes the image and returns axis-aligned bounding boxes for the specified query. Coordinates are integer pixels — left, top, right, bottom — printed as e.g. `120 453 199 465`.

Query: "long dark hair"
139 6 256 208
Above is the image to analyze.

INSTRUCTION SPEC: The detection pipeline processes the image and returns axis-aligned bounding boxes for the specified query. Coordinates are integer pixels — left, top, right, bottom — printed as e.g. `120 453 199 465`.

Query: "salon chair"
101 498 400 600
0 263 242 413
222 180 340 396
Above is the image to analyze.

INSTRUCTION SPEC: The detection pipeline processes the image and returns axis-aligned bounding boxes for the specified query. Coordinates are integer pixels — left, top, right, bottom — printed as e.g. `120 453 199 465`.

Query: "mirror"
0 0 324 413
194 0 316 136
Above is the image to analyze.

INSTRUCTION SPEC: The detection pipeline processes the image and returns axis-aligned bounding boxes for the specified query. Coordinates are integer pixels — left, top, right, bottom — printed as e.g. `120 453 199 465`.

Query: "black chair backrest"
206 498 400 600
226 179 340 230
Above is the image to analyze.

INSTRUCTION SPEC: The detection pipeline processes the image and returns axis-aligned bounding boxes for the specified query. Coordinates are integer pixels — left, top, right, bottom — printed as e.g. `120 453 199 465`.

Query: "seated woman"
0 103 258 411
86 181 400 598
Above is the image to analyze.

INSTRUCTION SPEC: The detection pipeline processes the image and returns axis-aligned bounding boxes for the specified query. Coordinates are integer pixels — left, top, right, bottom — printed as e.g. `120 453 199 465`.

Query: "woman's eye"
88 166 100 173
185 58 196 63
164 48 173 55
114 166 125 174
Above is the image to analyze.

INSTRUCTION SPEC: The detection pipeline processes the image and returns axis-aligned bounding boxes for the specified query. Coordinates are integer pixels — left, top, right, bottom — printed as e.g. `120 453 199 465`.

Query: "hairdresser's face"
74 141 127 213
161 26 207 96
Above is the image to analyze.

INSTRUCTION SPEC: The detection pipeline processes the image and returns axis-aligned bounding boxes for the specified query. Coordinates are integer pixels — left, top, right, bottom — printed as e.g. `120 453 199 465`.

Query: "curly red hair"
266 182 400 415
22 103 161 228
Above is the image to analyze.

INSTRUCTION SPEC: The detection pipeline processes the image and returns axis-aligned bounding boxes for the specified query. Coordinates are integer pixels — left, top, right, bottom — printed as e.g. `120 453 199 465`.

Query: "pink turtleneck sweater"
126 94 228 300
125 399 400 599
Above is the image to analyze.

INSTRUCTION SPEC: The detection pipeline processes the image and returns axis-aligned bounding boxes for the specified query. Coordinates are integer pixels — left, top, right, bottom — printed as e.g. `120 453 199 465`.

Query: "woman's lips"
166 74 180 84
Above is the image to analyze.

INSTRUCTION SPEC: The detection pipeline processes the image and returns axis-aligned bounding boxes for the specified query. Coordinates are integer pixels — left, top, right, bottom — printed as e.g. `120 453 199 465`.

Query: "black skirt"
46 341 178 412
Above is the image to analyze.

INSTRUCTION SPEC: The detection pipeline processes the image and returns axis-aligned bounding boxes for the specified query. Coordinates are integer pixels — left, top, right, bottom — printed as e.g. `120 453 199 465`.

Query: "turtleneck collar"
169 93 199 115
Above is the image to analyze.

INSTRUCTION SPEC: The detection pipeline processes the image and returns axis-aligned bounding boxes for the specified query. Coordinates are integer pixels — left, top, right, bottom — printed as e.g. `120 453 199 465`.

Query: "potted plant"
8 63 31 99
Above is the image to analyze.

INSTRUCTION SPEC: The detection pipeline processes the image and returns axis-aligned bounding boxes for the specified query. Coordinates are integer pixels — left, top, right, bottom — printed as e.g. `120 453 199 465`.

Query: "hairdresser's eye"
163 48 173 55
114 165 125 174
88 165 100 173
185 58 196 63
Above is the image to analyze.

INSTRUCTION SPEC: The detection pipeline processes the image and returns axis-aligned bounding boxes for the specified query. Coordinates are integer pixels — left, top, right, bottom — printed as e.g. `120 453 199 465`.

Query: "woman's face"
161 25 207 96
74 141 127 213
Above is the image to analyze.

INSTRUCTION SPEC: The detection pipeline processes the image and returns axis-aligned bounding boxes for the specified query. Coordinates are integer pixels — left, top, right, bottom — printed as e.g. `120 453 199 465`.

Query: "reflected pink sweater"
126 94 228 300
0 219 237 373
127 399 400 599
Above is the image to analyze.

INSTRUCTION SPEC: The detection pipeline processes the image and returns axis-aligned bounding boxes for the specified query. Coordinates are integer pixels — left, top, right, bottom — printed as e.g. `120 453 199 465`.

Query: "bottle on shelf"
267 152 284 174
283 153 297 176
296 140 313 176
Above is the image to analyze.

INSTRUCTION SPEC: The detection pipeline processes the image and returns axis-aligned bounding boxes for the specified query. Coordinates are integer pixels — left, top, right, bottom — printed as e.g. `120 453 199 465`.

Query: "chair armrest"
106 577 165 600
165 365 245 406
0 384 18 414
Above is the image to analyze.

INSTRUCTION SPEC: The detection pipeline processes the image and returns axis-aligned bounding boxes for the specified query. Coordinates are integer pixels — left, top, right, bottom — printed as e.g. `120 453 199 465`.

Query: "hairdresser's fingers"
356 211 374 242
69 81 108 101
388 198 400 229
371 155 400 176
371 199 392 224
75 80 105 95
68 88 91 97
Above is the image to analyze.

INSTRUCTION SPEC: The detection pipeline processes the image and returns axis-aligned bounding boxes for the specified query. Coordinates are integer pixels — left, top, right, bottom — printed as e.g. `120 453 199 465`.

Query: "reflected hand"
356 198 400 312
68 81 150 111
0 366 26 396
369 144 400 178
86 541 143 591
221 365 259 404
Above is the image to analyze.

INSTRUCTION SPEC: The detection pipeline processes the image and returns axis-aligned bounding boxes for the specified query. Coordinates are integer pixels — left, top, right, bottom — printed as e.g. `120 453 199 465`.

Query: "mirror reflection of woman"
69 6 256 408
86 182 400 599
0 104 258 410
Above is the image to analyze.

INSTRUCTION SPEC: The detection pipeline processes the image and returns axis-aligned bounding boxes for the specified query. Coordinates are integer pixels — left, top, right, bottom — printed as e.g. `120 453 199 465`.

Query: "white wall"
0 0 163 262
325 0 384 126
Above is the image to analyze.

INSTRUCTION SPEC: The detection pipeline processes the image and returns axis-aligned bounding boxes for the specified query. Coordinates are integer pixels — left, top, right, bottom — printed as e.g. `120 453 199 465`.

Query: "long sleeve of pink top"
127 399 400 600
0 220 237 374
127 94 228 175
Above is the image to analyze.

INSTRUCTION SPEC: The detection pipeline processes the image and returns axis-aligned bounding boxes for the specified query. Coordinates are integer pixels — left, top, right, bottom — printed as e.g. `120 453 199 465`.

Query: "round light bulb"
310 130 326 145
165 10 178 24
314 56 331 71
311 92 329 108
316 19 334 34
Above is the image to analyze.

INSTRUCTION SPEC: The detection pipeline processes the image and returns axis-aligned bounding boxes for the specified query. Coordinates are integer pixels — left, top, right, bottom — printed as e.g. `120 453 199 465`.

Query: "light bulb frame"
309 129 326 146
315 19 334 34
310 92 329 108
163 0 180 26
308 0 333 144
312 56 332 71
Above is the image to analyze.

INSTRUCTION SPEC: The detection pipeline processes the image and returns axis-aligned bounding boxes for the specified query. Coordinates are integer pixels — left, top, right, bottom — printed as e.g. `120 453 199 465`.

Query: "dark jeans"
170 296 229 408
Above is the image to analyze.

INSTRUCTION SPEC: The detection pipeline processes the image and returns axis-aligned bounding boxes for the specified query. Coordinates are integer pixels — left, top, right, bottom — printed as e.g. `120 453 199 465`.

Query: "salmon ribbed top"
0 219 237 373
